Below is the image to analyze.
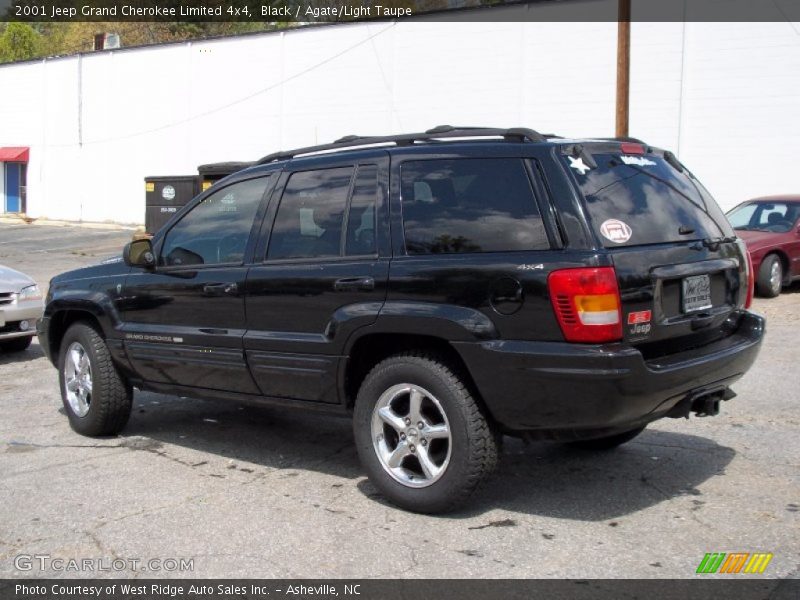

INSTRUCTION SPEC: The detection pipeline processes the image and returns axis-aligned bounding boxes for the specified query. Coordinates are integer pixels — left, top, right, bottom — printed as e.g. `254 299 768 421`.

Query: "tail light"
620 142 646 155
745 250 754 309
548 267 623 343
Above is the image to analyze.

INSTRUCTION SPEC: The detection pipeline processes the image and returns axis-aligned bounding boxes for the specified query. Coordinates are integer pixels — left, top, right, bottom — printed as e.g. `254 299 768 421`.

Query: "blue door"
5 163 21 213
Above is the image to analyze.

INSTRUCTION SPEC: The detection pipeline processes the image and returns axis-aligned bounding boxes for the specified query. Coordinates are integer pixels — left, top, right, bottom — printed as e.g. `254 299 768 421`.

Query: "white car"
0 265 44 353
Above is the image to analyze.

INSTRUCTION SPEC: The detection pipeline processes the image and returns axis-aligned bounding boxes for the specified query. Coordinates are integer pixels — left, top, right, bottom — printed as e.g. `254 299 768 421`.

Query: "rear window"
401 158 549 254
563 153 733 247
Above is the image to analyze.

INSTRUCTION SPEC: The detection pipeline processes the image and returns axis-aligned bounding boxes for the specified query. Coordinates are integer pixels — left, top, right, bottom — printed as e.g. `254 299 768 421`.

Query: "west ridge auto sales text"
17 583 359 596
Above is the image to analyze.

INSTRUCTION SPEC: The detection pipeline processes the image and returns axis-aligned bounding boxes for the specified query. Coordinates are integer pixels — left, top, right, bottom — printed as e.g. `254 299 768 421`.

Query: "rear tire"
353 352 498 513
568 426 646 451
58 322 132 436
756 254 783 298
0 336 32 353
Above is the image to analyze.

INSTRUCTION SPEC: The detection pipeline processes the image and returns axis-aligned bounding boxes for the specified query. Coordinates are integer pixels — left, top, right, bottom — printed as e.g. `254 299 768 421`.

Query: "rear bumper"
454 310 765 436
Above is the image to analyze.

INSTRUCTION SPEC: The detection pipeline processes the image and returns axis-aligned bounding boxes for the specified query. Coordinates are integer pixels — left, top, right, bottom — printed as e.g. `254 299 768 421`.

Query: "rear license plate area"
682 274 712 313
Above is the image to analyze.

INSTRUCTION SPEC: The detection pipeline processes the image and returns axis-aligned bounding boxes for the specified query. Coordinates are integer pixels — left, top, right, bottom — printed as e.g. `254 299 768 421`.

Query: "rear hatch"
562 143 748 358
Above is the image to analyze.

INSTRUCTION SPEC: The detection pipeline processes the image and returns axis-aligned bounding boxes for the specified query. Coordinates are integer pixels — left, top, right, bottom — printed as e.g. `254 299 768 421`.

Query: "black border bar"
2 0 800 23
3 579 800 600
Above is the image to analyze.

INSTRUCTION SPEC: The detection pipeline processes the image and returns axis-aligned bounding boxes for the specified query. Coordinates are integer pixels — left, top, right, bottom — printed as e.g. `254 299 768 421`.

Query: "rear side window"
564 153 733 247
345 165 378 256
268 167 353 260
400 158 549 255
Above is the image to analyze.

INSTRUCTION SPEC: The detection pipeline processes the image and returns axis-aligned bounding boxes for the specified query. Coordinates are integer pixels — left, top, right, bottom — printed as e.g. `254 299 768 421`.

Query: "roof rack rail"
257 125 549 164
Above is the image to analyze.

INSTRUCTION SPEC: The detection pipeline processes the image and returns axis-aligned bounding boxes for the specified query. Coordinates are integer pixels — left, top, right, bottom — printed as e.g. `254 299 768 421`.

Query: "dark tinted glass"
565 154 731 247
401 158 548 254
268 167 353 260
160 177 268 267
345 165 378 256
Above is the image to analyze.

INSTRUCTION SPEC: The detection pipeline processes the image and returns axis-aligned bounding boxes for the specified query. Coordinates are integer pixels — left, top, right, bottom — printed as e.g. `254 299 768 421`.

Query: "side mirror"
123 239 156 268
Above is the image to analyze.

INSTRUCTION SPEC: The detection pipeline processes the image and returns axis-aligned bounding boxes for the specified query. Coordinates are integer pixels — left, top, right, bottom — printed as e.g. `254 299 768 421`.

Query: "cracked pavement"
0 221 798 578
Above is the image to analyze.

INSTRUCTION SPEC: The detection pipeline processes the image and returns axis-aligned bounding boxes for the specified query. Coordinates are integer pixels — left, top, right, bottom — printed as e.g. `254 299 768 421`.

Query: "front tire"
58 322 132 436
0 336 33 353
568 426 646 451
353 352 498 513
756 254 783 298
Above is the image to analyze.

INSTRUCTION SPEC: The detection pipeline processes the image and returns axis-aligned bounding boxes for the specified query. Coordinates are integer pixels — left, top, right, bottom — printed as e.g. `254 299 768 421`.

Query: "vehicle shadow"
780 280 800 294
451 429 735 521
125 391 735 521
0 339 45 364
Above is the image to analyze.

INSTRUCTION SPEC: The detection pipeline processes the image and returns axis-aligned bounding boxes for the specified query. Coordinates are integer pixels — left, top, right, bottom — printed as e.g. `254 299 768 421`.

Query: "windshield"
564 153 734 248
727 202 799 234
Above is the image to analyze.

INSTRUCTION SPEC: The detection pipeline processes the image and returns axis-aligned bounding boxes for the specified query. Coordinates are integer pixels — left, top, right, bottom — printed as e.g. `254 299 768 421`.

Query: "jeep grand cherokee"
38 126 764 513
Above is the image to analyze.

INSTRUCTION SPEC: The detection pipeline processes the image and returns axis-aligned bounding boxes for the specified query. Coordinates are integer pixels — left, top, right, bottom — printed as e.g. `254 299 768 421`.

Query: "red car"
727 196 800 297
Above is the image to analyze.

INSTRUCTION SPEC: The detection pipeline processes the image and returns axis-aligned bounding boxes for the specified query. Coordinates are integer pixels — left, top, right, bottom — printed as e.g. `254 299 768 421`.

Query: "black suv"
39 127 764 513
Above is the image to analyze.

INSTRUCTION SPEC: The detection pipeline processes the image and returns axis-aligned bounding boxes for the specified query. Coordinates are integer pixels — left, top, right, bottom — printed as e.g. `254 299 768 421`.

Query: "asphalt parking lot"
0 220 798 579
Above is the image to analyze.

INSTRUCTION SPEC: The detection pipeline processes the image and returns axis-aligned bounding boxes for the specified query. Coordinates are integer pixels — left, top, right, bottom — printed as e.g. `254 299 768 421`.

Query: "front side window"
400 158 549 255
160 177 269 267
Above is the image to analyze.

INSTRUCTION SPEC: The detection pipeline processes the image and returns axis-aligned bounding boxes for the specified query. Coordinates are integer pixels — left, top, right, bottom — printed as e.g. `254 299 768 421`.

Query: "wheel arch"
341 331 496 424
47 309 105 363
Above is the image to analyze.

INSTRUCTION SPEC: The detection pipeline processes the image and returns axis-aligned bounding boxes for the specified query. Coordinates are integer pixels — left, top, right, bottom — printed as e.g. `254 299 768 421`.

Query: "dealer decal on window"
599 219 633 244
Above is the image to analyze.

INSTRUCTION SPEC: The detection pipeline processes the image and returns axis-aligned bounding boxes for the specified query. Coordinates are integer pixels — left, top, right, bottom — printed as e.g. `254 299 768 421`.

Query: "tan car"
0 265 44 353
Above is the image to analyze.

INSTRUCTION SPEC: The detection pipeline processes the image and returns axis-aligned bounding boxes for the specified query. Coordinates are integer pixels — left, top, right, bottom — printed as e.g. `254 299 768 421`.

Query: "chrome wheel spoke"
69 348 82 373
377 406 406 434
416 445 439 480
408 388 423 424
425 423 449 439
66 378 79 392
386 440 410 468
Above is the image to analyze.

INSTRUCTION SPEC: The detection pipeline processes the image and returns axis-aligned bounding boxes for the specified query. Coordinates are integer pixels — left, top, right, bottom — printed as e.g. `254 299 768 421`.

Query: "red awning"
0 147 29 162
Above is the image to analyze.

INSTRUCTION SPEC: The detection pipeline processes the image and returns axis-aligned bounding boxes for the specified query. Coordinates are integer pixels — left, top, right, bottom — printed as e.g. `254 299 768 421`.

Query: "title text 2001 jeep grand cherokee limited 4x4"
38 127 764 513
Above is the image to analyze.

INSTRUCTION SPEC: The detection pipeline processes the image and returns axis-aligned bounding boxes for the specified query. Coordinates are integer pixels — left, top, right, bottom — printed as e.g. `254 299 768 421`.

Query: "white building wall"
0 16 798 223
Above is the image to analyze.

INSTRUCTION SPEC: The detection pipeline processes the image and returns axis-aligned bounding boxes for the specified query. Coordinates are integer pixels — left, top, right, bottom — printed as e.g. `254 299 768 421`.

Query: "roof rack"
257 125 549 164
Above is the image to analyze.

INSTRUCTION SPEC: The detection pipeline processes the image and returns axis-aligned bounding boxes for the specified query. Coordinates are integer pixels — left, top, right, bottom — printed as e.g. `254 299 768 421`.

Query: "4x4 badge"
517 264 544 271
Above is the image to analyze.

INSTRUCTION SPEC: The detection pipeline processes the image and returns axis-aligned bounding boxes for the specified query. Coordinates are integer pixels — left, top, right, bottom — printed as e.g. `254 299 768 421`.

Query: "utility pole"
616 0 631 138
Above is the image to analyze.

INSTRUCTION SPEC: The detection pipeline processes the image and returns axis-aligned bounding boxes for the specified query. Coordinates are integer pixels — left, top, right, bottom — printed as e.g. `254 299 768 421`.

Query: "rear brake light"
745 250 754 309
620 142 645 155
548 267 623 343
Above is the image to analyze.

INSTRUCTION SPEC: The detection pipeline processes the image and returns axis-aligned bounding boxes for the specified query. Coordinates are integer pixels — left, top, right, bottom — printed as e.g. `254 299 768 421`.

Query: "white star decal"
568 156 591 175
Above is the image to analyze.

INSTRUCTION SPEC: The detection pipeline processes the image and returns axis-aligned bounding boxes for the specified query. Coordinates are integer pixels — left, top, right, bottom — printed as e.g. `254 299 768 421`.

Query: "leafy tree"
0 22 41 63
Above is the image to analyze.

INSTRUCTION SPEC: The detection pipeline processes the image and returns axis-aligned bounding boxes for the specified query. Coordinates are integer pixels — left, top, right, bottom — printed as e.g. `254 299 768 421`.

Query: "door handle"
333 277 375 291
203 282 238 296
